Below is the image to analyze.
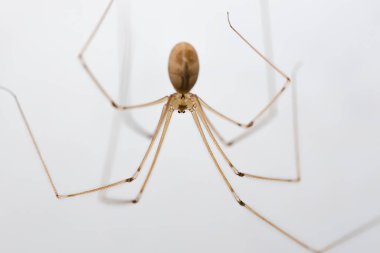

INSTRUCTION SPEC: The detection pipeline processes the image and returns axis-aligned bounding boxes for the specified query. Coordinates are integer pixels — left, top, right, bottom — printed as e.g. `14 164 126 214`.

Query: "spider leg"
131 109 174 204
201 110 231 146
196 97 300 183
201 63 302 148
78 0 168 110
198 77 290 138
227 12 290 81
0 86 170 199
191 109 317 252
193 106 380 252
1 87 59 197
198 13 292 142
59 105 170 199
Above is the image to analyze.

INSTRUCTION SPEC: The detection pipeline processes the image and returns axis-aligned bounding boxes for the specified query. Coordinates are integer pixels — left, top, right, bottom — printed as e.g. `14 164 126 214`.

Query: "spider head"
168 42 199 94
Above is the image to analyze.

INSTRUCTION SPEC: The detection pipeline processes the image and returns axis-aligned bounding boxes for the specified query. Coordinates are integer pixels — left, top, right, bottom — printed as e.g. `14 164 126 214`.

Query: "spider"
1 1 379 252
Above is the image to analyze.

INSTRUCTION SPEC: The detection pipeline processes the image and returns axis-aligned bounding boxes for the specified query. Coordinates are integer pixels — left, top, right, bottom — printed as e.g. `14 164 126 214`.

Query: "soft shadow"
98 0 149 205
256 0 278 127
116 0 152 139
320 215 380 252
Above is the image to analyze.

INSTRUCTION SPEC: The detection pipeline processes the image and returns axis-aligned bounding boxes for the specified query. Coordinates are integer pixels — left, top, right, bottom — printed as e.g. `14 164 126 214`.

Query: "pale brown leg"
78 0 168 109
1 87 59 197
197 13 291 139
201 64 301 147
59 105 169 199
227 12 291 81
196 98 300 183
194 100 380 252
198 78 290 131
0 85 171 199
131 110 174 204
197 13 291 131
201 110 231 146
191 110 317 252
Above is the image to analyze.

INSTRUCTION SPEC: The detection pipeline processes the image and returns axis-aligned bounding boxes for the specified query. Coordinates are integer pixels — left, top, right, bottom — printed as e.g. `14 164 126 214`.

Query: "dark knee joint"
111 101 119 109
237 172 245 177
125 178 134 183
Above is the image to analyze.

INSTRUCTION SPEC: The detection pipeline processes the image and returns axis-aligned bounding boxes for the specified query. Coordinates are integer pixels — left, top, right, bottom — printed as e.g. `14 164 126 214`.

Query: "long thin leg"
0 86 170 199
78 0 167 110
198 78 289 130
191 110 317 252
228 12 290 81
193 109 380 252
228 65 303 147
100 107 173 204
131 109 173 204
1 87 59 197
60 105 169 199
196 97 300 183
201 111 231 146
201 64 302 147
202 64 302 148
198 12 291 131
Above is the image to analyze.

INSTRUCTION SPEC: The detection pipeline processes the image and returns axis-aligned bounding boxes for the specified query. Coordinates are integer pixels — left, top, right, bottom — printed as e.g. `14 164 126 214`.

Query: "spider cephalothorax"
169 93 197 113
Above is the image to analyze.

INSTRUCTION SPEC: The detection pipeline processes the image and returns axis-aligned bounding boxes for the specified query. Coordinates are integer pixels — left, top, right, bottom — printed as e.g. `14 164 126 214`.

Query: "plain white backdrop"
0 0 380 252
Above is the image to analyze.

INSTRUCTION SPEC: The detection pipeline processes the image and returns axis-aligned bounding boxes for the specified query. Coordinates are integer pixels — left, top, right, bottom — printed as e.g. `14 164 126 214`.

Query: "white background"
0 0 380 252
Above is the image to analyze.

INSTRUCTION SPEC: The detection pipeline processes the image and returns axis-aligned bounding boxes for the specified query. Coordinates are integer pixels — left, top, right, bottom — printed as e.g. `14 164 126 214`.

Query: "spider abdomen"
168 42 200 94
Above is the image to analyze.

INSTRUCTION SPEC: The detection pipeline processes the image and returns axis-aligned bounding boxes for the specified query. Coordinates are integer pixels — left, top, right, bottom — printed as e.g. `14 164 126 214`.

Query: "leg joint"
236 172 245 177
125 178 135 183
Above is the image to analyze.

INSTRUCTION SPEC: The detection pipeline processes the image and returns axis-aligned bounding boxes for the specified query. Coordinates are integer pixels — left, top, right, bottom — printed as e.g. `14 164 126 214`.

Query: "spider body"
2 1 373 252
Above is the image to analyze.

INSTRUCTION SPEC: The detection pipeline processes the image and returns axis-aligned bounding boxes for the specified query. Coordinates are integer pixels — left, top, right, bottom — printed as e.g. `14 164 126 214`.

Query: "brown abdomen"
168 42 200 94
